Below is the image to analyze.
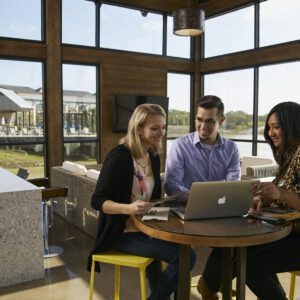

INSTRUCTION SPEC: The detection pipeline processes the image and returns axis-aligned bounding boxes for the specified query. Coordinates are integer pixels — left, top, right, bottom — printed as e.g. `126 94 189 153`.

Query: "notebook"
171 180 259 220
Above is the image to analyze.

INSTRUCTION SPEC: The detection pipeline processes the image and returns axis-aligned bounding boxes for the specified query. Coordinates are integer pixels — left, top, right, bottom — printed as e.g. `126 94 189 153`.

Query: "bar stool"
27 178 68 258
289 271 300 300
89 250 154 300
41 187 68 258
17 167 30 179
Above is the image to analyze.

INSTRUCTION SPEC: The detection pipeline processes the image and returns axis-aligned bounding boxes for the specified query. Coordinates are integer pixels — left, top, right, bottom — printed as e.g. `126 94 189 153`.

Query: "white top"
0 167 38 193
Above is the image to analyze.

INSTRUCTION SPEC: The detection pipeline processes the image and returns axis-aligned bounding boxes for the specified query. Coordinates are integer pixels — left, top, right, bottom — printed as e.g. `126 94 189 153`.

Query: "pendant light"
173 2 205 37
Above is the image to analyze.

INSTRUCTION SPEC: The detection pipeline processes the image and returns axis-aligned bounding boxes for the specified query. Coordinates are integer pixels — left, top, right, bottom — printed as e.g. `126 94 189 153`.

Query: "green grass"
0 148 44 168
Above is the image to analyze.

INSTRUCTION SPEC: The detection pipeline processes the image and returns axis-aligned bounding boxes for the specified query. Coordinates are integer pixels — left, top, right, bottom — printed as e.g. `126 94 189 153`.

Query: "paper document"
152 191 189 206
249 208 300 224
142 207 170 221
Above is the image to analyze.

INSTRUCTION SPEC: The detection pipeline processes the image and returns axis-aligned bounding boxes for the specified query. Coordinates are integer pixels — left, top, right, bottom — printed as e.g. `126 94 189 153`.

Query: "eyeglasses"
195 117 220 126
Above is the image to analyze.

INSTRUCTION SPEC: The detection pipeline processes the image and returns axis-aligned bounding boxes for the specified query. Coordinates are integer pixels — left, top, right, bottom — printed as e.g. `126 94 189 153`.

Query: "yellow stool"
89 250 154 300
289 271 300 300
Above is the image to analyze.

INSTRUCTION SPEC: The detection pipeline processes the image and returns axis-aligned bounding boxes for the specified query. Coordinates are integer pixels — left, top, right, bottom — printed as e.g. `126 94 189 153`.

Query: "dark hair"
197 95 224 118
264 101 300 177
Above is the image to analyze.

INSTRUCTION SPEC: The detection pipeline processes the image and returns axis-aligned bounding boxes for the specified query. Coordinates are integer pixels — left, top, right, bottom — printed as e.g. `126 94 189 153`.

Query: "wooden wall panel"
100 63 167 170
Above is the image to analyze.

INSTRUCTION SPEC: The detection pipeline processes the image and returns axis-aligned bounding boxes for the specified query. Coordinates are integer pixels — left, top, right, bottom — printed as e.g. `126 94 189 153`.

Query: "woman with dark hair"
87 103 196 300
197 101 300 300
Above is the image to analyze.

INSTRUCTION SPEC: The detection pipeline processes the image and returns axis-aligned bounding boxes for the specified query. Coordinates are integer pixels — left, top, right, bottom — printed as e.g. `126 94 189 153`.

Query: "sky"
0 0 299 115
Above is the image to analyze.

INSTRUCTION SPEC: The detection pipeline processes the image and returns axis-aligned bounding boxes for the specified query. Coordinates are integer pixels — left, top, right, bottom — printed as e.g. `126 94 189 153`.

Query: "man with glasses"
164 95 240 201
164 95 240 299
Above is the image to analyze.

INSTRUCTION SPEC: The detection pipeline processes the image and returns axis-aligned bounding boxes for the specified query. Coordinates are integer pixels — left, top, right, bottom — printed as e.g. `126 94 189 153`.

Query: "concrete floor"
0 214 299 300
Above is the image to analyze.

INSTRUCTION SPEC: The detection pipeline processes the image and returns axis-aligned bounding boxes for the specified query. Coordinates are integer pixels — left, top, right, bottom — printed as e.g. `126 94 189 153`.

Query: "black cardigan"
87 144 161 272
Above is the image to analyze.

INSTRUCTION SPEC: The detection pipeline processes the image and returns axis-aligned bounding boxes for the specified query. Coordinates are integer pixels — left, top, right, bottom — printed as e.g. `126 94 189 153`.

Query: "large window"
167 16 191 58
100 4 163 54
204 69 254 158
0 0 42 41
62 63 98 165
167 73 191 153
62 0 95 46
258 61 300 157
260 0 300 47
204 6 254 58
0 59 45 178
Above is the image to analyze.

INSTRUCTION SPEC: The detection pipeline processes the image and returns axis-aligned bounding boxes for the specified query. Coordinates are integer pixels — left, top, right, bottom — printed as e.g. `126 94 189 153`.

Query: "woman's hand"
249 196 263 215
252 182 281 202
128 200 154 215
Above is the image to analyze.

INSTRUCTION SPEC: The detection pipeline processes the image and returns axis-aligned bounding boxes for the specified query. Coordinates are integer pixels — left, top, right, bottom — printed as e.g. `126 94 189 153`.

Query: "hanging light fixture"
173 2 205 37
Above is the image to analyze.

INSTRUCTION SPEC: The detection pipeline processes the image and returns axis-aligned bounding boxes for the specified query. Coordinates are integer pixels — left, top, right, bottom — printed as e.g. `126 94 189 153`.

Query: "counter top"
0 167 38 193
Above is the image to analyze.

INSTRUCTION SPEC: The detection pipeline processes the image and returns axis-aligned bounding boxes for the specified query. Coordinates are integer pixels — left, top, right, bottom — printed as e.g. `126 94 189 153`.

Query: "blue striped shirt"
164 131 240 200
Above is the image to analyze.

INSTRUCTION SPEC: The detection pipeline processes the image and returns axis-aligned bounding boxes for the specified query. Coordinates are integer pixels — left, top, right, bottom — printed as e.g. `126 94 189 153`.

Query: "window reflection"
0 59 44 178
0 145 45 178
205 6 254 58
100 4 163 54
260 0 300 47
62 64 97 141
167 16 190 58
167 73 191 144
204 69 254 141
64 142 98 165
0 0 41 40
258 61 300 140
62 0 95 46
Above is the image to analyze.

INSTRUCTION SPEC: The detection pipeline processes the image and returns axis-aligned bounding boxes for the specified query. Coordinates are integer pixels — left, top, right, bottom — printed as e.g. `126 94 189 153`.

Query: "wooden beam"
198 0 265 18
199 41 300 74
0 39 46 59
62 46 195 73
45 0 63 177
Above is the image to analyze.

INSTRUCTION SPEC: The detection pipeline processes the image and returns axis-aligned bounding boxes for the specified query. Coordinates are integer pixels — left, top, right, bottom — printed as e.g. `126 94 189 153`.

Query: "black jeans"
113 232 196 300
202 232 300 300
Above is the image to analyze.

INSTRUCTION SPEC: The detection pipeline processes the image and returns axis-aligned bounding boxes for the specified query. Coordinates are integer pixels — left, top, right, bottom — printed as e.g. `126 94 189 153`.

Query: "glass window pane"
0 0 41 40
167 16 190 58
62 64 97 142
258 61 300 140
100 4 163 54
62 0 95 46
235 141 252 158
0 59 44 144
167 73 191 140
257 142 273 159
64 142 98 165
205 6 254 58
0 145 45 178
260 0 300 47
204 69 254 141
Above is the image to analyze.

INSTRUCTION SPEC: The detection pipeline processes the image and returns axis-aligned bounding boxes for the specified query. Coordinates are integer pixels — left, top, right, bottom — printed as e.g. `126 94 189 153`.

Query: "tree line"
168 109 267 130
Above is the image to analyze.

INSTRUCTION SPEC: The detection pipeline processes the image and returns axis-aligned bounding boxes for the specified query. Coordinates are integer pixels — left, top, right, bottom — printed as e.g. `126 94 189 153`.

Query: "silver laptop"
171 180 259 220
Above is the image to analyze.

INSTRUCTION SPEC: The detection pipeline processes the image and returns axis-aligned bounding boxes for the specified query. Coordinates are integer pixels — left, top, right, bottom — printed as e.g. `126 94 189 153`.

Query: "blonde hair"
120 103 166 158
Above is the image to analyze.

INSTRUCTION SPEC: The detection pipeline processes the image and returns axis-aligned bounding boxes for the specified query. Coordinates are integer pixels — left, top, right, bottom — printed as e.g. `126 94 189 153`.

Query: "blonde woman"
87 103 196 300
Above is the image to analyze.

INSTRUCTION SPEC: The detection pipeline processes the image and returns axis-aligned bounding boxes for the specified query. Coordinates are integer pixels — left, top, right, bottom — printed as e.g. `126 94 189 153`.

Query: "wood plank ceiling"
91 0 264 17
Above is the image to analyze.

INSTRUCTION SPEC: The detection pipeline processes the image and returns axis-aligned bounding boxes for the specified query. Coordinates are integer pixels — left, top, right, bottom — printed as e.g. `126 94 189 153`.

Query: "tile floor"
0 214 299 300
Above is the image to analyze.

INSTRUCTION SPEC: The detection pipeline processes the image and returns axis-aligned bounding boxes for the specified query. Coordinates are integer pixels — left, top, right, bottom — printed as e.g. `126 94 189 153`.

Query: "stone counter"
0 167 44 288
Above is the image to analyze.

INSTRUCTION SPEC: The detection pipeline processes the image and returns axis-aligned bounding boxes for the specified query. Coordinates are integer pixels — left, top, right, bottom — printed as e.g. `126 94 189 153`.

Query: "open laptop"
171 180 259 220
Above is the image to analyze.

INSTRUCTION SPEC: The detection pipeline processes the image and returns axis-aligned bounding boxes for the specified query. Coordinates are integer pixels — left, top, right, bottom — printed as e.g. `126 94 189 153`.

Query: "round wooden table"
133 214 292 300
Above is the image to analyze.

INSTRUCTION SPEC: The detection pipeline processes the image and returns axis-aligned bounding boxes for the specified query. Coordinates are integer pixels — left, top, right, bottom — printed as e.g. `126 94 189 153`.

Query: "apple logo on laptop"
217 196 227 205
